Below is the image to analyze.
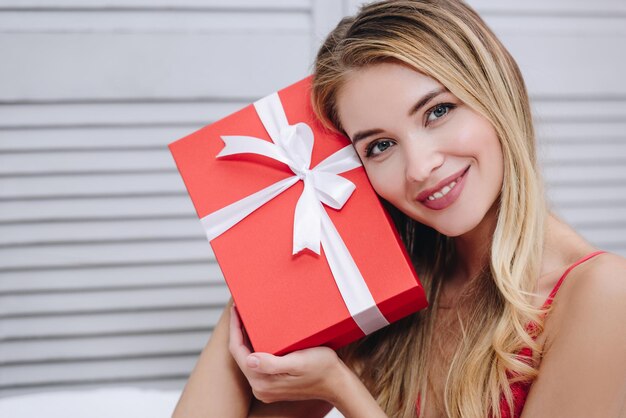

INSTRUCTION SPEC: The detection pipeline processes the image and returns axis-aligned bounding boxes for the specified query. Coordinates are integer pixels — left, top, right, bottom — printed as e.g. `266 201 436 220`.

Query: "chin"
433 226 468 238
429 217 484 238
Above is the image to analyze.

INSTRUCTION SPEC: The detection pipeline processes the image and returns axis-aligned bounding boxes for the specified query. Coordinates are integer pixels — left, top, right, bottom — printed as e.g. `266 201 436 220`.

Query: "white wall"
1 0 624 399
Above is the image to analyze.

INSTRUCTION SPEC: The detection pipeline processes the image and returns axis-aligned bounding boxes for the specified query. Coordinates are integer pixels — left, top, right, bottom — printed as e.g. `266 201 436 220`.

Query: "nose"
404 141 444 183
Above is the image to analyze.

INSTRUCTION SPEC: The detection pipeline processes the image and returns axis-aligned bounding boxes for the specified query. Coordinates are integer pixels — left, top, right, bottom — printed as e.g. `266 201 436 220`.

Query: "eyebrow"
350 87 448 145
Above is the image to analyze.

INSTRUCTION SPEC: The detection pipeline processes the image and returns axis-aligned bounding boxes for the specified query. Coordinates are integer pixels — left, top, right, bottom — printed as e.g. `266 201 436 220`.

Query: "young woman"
172 1 626 417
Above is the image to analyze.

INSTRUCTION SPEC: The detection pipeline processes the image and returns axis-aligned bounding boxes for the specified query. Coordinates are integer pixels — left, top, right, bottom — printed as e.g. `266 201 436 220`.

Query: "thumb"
247 352 294 375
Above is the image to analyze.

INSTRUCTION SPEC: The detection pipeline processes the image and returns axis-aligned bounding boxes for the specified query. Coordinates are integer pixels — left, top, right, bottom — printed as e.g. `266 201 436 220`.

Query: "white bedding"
0 387 180 418
0 387 344 418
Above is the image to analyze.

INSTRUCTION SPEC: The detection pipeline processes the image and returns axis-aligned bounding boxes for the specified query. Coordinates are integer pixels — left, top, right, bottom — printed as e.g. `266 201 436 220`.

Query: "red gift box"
169 76 428 355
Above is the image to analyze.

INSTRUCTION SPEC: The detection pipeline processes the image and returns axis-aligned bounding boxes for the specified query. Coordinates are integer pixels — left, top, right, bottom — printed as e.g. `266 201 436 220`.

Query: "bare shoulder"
563 252 626 308
521 252 626 417
548 251 626 347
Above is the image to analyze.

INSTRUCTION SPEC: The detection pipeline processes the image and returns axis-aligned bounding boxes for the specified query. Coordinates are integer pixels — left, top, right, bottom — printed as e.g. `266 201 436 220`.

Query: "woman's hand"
228 304 347 405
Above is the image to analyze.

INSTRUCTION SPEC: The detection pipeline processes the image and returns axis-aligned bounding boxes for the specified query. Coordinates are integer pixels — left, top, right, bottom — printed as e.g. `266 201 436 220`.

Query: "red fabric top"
498 250 606 418
416 250 606 418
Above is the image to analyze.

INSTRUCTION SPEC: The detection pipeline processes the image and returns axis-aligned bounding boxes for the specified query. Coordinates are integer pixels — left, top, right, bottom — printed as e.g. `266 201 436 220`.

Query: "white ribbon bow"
201 92 389 335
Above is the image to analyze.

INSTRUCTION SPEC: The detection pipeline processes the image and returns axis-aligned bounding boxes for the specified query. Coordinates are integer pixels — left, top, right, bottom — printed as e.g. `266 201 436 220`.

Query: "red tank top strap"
541 250 607 309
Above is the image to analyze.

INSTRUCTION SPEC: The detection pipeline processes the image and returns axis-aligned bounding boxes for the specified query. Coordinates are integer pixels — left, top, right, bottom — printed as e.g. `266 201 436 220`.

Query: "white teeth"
426 179 458 201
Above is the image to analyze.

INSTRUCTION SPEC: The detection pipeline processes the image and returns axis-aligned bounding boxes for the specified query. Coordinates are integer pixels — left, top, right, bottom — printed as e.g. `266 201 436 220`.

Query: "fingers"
228 305 251 362
228 307 285 376
247 350 316 376
229 306 290 375
247 352 289 375
229 307 334 385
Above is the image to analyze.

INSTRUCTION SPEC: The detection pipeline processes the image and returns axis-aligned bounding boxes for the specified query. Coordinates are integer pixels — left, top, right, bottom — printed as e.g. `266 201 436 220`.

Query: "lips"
416 165 470 202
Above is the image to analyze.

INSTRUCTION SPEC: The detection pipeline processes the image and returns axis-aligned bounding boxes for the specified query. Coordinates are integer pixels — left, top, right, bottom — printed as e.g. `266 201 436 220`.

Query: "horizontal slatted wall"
0 0 330 398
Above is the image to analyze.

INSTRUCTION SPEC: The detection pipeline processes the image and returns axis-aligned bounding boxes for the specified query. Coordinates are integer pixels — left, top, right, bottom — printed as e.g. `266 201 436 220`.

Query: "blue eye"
426 103 455 123
366 139 394 157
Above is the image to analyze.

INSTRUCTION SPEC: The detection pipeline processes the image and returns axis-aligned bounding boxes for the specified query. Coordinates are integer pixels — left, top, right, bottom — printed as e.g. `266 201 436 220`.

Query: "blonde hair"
311 1 548 417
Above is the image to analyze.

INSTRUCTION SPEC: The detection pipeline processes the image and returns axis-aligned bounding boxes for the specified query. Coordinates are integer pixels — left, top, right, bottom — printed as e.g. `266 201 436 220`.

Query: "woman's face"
336 62 504 237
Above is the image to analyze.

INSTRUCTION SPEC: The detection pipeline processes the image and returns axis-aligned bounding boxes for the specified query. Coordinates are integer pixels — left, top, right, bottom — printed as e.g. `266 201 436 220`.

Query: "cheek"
474 128 505 189
451 111 500 153
479 129 504 177
454 120 490 152
459 122 503 166
363 162 404 201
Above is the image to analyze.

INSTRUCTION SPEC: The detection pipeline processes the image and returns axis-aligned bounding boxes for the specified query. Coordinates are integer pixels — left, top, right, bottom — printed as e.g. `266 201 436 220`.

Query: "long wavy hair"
311 1 548 417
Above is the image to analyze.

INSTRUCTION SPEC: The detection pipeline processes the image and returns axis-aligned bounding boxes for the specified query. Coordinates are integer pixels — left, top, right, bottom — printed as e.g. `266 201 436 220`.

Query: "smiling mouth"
417 165 470 202
426 178 459 201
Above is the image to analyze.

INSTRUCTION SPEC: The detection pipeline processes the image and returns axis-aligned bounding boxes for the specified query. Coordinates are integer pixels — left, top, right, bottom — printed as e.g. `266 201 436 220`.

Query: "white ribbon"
201 92 389 335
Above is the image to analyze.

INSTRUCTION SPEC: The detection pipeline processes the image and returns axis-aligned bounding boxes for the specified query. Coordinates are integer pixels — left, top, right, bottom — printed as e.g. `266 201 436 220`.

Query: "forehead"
336 62 444 135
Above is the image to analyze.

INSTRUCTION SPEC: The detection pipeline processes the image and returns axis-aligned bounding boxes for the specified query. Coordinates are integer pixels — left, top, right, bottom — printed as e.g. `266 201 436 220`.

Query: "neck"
452 202 498 283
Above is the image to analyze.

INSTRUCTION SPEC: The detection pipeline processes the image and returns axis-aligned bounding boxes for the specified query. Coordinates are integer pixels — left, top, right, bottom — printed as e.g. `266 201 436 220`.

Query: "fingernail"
247 355 260 368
